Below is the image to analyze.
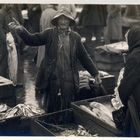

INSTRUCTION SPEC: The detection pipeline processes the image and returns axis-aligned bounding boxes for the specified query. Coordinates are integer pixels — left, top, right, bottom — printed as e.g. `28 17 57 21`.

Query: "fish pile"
0 104 9 113
0 104 45 120
79 70 109 80
79 71 91 79
0 104 9 120
79 70 109 89
79 71 92 89
96 41 128 54
58 124 97 136
80 102 115 127
76 125 98 136
39 121 97 136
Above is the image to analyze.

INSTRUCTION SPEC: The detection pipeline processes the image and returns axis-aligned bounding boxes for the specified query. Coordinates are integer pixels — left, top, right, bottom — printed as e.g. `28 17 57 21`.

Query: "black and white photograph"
0 2 139 138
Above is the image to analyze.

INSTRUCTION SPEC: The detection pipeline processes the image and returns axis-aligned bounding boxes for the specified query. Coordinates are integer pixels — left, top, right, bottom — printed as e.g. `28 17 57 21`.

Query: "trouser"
45 80 75 113
84 25 105 46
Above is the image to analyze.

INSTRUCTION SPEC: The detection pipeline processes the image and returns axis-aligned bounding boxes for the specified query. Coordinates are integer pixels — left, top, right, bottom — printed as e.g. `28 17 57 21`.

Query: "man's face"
57 15 70 30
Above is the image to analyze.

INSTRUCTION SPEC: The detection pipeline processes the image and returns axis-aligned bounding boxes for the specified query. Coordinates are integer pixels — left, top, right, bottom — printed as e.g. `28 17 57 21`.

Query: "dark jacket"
118 47 140 136
118 27 140 136
18 27 98 91
79 5 107 26
118 27 140 123
27 4 41 33
119 47 140 108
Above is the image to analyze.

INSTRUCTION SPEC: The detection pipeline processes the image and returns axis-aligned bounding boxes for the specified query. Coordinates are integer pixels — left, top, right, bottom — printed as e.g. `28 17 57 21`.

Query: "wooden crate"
94 47 125 83
71 95 122 136
0 116 32 136
78 75 115 101
0 115 53 136
0 76 15 99
94 51 124 64
31 109 77 136
31 109 99 136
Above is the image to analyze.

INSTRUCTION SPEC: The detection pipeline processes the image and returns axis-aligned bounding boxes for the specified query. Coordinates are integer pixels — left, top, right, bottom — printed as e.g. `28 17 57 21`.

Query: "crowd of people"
0 4 140 137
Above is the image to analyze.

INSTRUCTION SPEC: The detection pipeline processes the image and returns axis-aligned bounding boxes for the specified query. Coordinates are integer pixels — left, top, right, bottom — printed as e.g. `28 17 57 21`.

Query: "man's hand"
8 18 24 33
94 73 102 85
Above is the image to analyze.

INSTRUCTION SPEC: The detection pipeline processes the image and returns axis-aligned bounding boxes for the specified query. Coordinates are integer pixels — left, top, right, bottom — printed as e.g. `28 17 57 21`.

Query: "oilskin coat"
18 27 98 93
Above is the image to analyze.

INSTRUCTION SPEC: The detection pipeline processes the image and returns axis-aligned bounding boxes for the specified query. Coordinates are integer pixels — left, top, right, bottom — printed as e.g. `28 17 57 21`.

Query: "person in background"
9 8 101 113
0 4 23 83
78 5 107 47
123 5 139 19
105 5 123 44
11 4 24 87
40 4 57 31
0 5 9 78
118 26 140 136
36 4 57 68
27 4 41 33
40 4 57 12
25 4 42 65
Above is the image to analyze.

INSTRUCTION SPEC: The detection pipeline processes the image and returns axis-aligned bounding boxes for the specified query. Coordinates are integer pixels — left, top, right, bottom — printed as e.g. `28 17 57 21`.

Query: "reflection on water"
15 47 43 109
24 60 38 106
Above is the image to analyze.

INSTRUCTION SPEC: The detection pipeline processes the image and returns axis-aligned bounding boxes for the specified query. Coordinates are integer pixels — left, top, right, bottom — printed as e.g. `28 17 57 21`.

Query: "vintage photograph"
0 3 139 137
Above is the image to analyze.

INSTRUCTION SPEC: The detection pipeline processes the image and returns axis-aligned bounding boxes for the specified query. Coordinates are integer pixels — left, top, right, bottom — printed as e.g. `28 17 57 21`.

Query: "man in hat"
9 8 101 113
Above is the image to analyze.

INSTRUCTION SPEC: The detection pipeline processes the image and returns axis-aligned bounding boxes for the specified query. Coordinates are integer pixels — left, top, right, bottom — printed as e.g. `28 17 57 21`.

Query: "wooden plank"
71 95 122 136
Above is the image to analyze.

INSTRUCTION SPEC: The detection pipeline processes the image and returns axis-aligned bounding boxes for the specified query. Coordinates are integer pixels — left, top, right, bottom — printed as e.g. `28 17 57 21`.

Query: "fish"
80 105 99 117
80 104 115 127
89 101 113 120
5 108 19 118
91 107 115 127
26 104 45 115
0 113 6 120
6 32 18 85
0 104 9 113
111 98 123 110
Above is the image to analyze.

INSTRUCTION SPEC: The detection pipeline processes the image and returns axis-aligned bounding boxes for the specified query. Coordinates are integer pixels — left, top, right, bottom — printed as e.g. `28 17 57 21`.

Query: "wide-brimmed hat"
51 8 75 26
